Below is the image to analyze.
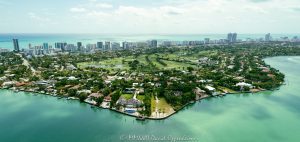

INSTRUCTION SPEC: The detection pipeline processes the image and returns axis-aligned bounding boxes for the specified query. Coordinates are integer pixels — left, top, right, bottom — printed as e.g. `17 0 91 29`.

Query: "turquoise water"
1 34 299 50
0 56 300 142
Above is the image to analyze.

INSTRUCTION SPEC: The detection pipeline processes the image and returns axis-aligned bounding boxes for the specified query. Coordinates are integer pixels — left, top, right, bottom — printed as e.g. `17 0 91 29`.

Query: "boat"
67 97 79 100
136 116 146 121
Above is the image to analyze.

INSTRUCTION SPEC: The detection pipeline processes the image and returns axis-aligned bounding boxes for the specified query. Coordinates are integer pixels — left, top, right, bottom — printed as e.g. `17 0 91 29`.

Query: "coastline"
0 85 280 120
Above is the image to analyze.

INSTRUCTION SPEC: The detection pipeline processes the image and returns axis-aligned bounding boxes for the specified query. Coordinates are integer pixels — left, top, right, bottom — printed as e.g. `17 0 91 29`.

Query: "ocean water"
0 56 300 142
0 33 299 50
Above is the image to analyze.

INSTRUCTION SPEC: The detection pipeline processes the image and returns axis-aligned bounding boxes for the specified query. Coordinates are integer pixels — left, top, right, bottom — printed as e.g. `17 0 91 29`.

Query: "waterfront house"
85 93 103 105
0 76 7 81
89 93 103 99
15 82 27 87
205 85 217 96
35 80 49 86
117 97 142 108
2 81 16 88
236 82 253 88
78 89 92 94
117 97 127 106
194 87 206 97
104 96 111 102
123 88 136 94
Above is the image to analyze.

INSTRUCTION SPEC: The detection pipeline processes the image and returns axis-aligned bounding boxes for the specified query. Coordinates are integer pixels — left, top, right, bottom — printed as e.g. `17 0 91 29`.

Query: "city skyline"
1 0 300 34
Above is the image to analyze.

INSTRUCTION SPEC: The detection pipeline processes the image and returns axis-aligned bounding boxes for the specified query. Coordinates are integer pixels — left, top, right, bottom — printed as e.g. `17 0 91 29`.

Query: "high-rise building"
97 42 103 50
43 43 49 54
265 33 271 42
105 42 111 50
77 42 82 51
111 42 120 50
292 36 299 42
204 38 210 44
227 33 237 43
34 46 43 55
227 33 233 43
162 41 172 47
232 33 237 43
122 42 128 49
13 39 20 52
55 42 67 51
150 40 158 48
86 44 96 51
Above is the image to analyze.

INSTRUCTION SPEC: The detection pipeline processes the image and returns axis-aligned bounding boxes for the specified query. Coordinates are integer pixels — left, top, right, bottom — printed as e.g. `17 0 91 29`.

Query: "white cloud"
96 3 113 9
70 7 86 13
159 6 185 15
64 0 300 33
28 12 51 22
87 11 109 17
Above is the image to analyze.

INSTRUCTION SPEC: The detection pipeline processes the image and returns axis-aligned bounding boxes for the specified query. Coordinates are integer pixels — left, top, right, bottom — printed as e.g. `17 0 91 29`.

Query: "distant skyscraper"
97 42 103 50
150 40 158 48
55 42 67 51
204 38 210 44
232 33 237 43
122 42 128 49
227 33 237 43
77 42 82 50
292 36 299 42
43 43 49 53
13 39 20 52
111 42 120 50
227 33 233 43
105 42 111 50
265 33 271 42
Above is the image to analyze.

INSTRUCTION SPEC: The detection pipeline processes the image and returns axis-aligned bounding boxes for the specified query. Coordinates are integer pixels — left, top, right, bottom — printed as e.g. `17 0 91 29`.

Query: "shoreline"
0 85 280 120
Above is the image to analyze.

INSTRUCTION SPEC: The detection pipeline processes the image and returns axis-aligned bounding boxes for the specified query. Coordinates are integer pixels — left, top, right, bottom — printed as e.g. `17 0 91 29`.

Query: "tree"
187 67 194 72
30 76 39 82
103 87 110 96
77 92 88 102
110 90 121 107
96 96 104 105
143 94 152 116
68 89 77 97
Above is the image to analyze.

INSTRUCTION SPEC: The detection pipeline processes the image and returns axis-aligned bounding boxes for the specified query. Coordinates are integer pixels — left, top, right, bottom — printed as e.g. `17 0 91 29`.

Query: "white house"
236 82 253 88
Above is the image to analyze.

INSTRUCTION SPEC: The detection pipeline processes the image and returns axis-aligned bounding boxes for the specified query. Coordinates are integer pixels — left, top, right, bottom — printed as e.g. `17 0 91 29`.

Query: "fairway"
77 56 135 71
78 51 201 71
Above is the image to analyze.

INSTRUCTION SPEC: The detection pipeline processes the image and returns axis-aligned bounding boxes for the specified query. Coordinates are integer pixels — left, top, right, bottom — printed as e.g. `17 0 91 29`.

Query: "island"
1 42 300 120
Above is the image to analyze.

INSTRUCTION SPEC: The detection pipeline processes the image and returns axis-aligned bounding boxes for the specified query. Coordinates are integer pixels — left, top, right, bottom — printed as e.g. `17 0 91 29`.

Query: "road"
16 53 37 75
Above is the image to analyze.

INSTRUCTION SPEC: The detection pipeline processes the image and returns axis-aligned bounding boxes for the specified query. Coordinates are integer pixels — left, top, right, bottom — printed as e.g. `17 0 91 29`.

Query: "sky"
0 0 299 34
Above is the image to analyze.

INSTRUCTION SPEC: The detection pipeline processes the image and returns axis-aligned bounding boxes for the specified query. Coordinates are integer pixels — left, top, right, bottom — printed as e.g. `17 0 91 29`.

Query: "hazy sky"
0 0 299 34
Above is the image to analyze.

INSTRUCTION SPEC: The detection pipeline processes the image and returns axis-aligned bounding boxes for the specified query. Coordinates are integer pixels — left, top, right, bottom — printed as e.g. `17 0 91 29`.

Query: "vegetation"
1 42 300 118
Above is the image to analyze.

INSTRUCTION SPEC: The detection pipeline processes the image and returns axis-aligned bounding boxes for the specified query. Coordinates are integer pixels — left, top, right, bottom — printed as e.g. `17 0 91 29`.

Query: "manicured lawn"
121 94 133 100
151 95 173 114
137 94 145 101
78 51 202 71
218 86 238 93
77 56 137 71
135 55 148 65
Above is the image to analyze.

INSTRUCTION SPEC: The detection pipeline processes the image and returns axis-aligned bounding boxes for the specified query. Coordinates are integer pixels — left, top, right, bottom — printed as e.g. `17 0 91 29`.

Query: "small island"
1 42 300 120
